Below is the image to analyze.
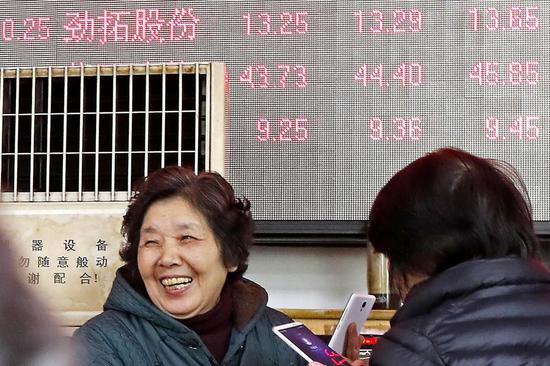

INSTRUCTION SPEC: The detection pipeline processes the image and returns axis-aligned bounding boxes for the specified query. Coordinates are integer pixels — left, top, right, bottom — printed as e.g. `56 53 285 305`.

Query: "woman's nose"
158 241 182 267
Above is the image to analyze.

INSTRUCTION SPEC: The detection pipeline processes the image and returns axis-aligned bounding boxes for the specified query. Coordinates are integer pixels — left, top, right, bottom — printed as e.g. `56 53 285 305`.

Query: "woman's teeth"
161 277 193 288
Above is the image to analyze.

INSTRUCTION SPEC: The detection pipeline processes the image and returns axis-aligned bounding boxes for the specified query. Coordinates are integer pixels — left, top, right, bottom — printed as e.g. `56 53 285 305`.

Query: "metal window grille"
0 63 225 202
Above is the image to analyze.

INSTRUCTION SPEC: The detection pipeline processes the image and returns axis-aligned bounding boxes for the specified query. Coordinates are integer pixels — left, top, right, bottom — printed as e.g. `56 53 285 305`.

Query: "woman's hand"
308 323 368 366
343 322 364 361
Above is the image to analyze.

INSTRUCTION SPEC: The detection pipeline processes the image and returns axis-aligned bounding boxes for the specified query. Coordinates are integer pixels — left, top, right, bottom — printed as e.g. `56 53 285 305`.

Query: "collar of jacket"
391 257 550 326
231 277 268 330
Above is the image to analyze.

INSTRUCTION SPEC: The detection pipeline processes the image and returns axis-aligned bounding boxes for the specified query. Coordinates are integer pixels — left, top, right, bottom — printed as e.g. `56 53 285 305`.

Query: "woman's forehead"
141 198 208 230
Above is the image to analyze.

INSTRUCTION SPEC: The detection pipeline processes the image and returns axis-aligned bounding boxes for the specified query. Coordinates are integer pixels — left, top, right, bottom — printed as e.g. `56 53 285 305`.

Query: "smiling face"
137 196 233 319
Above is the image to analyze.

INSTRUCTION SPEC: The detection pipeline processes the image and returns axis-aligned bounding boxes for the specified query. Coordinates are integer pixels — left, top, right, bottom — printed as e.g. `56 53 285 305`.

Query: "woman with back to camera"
312 147 550 366
367 147 550 365
74 166 308 365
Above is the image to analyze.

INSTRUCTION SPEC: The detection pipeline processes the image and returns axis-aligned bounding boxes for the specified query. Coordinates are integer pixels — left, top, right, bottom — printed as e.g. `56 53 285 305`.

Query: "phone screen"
278 324 351 365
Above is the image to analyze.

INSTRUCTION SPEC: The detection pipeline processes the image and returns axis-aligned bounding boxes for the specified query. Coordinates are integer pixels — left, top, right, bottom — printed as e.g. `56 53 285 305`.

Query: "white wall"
246 245 368 309
1 202 369 314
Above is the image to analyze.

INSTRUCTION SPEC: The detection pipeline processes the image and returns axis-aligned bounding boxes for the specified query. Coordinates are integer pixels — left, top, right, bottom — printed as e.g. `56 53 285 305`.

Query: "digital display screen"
277 323 350 365
0 1 548 225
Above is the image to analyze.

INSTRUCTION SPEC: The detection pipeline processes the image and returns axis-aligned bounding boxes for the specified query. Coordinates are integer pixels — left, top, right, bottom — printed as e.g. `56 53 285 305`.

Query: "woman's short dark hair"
120 166 253 287
368 147 540 285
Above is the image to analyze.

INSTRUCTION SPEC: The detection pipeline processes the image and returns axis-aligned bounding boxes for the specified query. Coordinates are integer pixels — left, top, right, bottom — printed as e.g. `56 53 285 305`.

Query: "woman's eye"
181 235 195 241
143 240 158 247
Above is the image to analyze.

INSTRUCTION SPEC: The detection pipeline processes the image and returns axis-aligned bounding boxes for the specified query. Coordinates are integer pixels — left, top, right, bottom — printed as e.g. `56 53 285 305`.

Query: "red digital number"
278 64 290 88
355 64 422 87
256 117 309 142
294 117 308 141
256 65 269 88
369 118 383 140
258 12 271 35
256 118 270 142
484 116 540 141
278 118 293 141
279 12 293 34
294 65 308 88
354 64 387 86
510 116 540 140
469 61 539 86
469 6 539 31
354 9 422 33
243 11 309 36
239 66 254 88
485 117 500 140
525 6 540 29
392 63 423 86
369 10 384 32
239 65 308 89
2 18 15 40
525 61 539 85
295 12 308 33
393 9 406 32
409 9 422 32
22 17 50 40
369 117 422 141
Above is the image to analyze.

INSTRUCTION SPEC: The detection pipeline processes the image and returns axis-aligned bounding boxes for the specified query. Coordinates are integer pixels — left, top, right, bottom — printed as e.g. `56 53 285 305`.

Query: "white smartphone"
328 293 376 354
272 321 351 365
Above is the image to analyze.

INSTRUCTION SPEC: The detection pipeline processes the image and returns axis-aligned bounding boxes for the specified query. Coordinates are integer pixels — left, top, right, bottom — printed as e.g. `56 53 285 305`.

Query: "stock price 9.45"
484 116 541 141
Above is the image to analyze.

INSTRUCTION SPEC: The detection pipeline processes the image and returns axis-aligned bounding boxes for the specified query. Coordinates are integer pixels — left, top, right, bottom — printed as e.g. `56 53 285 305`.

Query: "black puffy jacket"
370 257 550 366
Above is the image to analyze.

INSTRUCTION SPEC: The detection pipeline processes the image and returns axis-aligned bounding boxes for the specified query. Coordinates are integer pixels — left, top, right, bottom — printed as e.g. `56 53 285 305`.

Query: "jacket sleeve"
73 325 126 366
370 327 444 366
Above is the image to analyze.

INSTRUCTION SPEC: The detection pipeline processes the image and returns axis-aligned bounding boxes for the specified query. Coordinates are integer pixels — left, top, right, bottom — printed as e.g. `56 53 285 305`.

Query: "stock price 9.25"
256 117 309 142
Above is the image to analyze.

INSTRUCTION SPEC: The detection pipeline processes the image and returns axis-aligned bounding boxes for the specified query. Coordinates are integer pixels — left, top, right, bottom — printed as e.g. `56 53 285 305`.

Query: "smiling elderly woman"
74 166 307 366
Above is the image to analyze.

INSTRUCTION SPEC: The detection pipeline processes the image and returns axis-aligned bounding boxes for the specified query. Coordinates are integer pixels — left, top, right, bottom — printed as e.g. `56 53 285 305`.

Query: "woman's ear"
228 265 238 273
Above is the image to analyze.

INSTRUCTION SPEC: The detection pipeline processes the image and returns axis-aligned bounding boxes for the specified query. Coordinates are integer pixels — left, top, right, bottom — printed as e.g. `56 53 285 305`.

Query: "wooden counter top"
59 308 395 336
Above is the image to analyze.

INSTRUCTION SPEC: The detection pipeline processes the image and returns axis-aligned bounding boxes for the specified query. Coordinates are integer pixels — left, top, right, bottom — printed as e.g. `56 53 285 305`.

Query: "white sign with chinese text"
0 202 125 327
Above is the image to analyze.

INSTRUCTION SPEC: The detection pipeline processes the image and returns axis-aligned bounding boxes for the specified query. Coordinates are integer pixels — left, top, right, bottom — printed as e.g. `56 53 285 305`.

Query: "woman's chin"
159 300 198 319
151 285 199 318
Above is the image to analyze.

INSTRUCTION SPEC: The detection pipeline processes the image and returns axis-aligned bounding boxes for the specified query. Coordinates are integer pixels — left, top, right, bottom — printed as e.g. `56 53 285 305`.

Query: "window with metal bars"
0 64 212 202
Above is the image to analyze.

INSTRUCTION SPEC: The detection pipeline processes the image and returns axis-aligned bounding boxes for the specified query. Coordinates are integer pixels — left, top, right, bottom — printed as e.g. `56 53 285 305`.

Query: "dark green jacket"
74 269 307 366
